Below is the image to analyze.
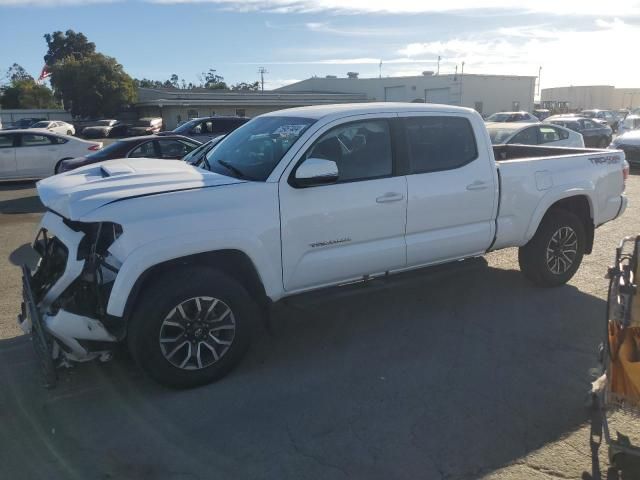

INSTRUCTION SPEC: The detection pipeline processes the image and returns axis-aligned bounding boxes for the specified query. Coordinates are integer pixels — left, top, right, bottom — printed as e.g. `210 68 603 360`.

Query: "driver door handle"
376 192 404 203
466 180 488 191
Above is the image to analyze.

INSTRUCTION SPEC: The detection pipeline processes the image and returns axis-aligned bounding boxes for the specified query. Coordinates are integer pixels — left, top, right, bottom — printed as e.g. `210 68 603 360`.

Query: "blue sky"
1 0 639 89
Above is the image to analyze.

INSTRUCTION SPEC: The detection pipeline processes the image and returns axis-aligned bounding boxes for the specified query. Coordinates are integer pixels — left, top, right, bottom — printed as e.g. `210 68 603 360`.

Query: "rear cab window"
403 116 478 173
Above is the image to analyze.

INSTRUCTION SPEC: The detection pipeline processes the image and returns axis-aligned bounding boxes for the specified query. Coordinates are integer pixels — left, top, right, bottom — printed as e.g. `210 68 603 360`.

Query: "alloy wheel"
546 226 578 275
159 296 236 370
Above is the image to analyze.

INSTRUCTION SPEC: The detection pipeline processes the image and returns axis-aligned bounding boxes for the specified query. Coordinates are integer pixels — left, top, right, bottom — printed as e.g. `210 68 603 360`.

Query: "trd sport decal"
310 238 352 248
589 155 620 165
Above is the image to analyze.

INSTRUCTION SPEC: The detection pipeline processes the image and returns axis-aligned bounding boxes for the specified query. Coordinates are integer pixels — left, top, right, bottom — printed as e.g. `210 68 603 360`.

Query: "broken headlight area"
30 220 124 336
55 221 123 318
31 229 69 302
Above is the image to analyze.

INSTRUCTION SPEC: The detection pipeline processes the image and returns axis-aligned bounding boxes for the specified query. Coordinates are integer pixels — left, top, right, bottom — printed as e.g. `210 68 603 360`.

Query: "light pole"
437 56 441 75
537 66 542 98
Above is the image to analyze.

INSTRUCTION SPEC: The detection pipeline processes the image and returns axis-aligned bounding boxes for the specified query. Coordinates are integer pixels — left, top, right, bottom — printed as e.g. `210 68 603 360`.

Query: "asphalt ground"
0 174 640 479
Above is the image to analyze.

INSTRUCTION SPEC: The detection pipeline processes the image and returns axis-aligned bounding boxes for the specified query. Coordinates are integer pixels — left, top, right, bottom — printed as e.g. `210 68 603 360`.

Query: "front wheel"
518 209 586 287
66 130 73 136
127 267 255 388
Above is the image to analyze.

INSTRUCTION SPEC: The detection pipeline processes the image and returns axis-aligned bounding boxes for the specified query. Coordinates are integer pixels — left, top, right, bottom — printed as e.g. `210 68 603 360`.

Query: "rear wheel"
127 267 255 388
54 158 72 174
518 209 586 287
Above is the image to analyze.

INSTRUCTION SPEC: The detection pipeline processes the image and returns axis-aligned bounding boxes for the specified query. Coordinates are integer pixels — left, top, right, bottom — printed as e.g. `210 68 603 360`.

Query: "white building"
541 85 640 111
0 109 71 126
276 73 537 115
135 88 368 130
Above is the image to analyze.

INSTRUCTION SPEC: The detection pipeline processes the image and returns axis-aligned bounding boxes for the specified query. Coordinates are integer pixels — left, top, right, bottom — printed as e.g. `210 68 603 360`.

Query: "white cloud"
397 18 640 87
145 0 640 16
304 21 409 36
235 57 437 65
0 0 116 5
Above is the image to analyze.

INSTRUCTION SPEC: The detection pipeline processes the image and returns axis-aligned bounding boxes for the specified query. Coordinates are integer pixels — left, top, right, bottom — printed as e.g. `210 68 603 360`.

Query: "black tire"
54 158 71 174
127 266 255 388
518 209 586 287
598 136 609 148
66 130 73 136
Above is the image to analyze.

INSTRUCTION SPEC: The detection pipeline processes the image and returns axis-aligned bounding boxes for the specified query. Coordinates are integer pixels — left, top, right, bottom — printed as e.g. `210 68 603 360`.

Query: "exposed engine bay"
19 212 124 370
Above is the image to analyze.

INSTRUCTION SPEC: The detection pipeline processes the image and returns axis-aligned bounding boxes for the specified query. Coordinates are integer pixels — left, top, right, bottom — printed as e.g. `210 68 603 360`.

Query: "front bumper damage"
18 212 121 386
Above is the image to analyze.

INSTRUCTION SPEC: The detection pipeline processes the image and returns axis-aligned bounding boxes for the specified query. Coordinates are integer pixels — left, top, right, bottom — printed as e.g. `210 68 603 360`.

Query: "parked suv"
129 117 163 136
485 111 538 123
545 115 612 148
581 109 619 132
159 116 249 141
82 119 130 139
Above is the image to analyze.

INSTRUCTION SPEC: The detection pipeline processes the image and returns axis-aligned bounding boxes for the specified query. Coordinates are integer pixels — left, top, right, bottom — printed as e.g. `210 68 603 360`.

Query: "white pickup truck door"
402 113 498 266
279 116 407 292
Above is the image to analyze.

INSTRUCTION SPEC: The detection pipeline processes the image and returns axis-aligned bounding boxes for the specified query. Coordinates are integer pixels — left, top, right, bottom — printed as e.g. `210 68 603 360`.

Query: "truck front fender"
105 229 282 318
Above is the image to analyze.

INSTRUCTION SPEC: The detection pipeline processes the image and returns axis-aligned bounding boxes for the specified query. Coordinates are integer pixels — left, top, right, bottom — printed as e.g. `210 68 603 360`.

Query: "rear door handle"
466 181 488 191
376 192 404 203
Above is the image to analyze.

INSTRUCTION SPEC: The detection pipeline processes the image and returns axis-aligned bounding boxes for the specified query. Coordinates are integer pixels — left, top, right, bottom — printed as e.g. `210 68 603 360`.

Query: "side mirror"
293 158 339 187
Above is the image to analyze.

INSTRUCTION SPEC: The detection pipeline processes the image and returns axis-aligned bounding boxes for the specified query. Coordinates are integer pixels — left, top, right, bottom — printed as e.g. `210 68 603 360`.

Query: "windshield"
85 140 125 160
95 120 116 126
204 116 316 181
487 127 516 144
134 119 153 127
582 111 596 118
32 121 50 128
183 137 224 165
173 119 199 133
486 113 510 122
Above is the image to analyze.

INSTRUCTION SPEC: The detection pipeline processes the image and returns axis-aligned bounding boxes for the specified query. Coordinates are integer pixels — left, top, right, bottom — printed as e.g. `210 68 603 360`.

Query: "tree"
231 81 260 91
44 30 96 65
5 63 33 83
51 53 136 117
202 69 228 90
134 78 164 89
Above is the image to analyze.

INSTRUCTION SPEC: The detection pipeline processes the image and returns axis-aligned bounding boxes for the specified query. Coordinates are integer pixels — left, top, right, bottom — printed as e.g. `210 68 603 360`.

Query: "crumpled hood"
37 158 245 220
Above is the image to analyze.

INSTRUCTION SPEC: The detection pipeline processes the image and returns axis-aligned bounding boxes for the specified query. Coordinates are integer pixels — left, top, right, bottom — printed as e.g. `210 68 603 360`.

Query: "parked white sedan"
0 130 102 179
30 120 76 136
486 122 585 148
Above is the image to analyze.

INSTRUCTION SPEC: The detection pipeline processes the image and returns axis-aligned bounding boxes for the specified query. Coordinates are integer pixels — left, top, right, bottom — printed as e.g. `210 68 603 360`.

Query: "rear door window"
538 126 562 144
157 139 197 159
403 116 478 173
20 133 54 146
509 127 538 145
128 141 157 158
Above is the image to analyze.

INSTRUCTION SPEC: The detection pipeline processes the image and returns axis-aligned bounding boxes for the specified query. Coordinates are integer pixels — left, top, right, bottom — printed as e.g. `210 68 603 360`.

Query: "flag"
38 66 51 82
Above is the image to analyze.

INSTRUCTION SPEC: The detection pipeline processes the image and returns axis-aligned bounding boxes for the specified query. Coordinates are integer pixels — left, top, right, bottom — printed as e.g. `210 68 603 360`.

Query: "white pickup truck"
20 103 628 388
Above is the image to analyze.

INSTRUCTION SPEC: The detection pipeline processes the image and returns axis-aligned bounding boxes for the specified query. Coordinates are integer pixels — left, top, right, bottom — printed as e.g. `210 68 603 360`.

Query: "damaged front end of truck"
18 212 124 387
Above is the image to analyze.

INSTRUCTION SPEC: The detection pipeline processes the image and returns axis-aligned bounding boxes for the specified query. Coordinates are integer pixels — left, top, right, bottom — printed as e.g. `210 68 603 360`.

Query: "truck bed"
493 144 604 162
491 145 626 252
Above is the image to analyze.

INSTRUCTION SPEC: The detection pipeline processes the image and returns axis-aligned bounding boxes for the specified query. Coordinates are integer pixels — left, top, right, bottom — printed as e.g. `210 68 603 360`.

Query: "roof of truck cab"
261 102 475 120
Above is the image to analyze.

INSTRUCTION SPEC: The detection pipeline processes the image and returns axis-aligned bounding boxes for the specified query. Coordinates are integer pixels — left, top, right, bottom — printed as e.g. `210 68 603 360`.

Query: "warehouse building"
134 88 368 130
276 72 537 115
541 85 640 111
